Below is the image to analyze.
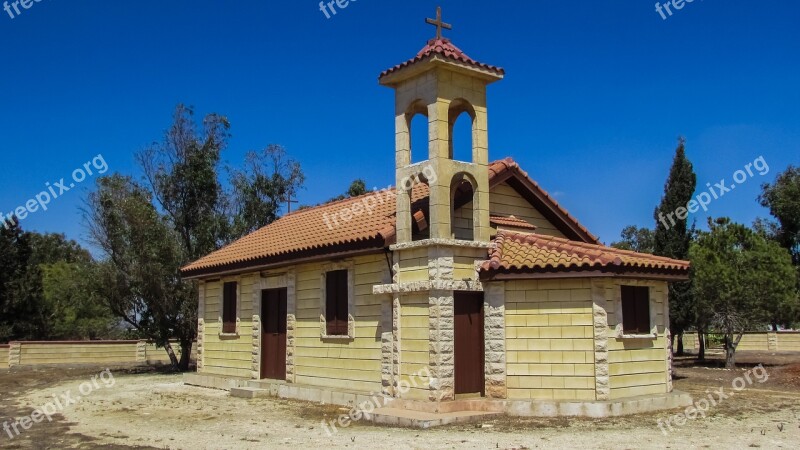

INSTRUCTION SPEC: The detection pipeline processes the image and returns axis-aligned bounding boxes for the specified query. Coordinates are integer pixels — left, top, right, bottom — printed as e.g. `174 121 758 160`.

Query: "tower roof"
379 38 505 82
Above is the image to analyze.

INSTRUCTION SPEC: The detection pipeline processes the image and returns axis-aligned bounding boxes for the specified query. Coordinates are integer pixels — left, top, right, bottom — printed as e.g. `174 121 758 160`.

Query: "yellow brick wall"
454 251 483 281
737 333 770 351
144 342 197 364
779 332 800 351
17 342 139 365
0 345 9 368
601 279 669 399
293 254 386 393
452 201 474 240
201 274 257 378
399 292 430 400
505 279 596 401
398 247 429 282
489 182 567 238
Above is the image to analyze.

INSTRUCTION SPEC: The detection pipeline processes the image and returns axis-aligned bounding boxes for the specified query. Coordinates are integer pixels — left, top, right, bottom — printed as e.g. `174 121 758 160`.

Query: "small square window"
621 286 650 334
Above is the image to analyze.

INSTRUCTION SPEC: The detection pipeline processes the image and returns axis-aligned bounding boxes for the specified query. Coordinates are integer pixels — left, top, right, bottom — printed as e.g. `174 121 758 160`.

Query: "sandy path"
16 370 800 449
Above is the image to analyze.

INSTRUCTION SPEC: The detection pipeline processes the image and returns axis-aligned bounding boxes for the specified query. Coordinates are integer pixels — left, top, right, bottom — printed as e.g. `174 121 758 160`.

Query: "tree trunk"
164 341 180 371
725 332 743 370
698 331 706 361
178 339 193 372
677 332 685 356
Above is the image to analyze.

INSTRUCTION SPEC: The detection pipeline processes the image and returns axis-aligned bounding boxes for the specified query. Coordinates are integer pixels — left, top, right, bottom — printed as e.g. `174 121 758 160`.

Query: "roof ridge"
282 185 401 219
482 230 690 278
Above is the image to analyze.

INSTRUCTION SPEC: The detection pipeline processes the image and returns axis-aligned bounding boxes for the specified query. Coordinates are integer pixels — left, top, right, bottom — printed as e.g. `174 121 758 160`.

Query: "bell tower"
379 7 504 244
375 8 505 403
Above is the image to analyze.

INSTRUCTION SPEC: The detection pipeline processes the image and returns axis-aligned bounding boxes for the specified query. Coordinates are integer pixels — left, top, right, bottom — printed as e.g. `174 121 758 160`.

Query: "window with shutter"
325 270 349 336
222 282 238 334
621 286 650 334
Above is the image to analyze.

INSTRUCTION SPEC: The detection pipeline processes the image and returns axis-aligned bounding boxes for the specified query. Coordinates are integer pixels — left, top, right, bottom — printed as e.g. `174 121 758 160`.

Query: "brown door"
261 288 287 380
454 291 485 396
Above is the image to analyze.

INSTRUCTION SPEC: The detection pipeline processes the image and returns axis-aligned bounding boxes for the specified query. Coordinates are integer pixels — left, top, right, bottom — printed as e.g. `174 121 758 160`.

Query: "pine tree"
653 138 697 357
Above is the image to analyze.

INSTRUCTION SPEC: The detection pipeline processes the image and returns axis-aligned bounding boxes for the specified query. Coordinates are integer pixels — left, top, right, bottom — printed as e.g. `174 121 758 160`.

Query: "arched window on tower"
410 180 430 242
450 174 476 240
448 99 476 163
407 100 429 164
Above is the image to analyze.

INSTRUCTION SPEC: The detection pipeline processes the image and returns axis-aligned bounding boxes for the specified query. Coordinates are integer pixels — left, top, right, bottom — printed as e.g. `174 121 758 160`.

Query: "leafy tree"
138 104 230 262
653 138 697 356
87 174 194 369
611 226 655 253
690 218 797 368
87 105 305 371
758 166 800 265
28 233 92 266
329 179 368 202
0 220 43 341
40 261 117 339
229 144 304 237
29 233 116 340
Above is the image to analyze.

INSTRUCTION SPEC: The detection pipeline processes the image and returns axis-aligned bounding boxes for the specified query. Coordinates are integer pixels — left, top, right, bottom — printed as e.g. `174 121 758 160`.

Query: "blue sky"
1 0 798 249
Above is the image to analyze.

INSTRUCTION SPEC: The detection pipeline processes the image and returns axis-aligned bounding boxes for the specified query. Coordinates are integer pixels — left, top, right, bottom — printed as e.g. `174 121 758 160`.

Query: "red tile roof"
181 184 429 277
182 158 598 277
481 231 690 278
490 215 537 230
380 38 505 80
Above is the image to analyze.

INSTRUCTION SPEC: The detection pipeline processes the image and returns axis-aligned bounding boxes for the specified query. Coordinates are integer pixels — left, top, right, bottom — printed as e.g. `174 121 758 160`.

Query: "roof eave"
379 55 504 87
480 266 690 283
182 236 388 280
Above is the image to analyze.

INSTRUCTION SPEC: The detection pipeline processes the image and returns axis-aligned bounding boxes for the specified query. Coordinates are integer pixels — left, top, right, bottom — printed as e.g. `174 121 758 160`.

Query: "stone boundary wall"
1 340 197 368
0 345 8 369
681 332 800 352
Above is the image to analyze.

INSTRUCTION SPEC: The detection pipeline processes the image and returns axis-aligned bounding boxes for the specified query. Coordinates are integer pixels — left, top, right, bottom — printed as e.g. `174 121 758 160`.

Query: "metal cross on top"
425 6 452 40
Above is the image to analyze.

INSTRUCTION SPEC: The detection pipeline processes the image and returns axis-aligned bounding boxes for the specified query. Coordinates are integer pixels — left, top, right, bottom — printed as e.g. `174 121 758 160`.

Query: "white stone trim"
484 282 506 399
218 276 242 338
612 281 659 340
373 279 483 295
592 279 610 401
319 261 356 340
390 238 491 251
428 289 454 402
197 282 206 371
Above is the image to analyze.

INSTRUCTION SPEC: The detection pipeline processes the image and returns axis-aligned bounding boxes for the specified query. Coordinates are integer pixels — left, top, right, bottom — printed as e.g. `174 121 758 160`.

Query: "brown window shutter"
223 282 237 334
621 286 637 334
621 286 651 334
325 270 349 336
326 272 337 335
635 287 651 333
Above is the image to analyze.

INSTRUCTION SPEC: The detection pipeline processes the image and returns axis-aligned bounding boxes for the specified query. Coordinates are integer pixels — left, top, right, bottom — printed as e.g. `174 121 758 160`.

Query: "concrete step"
230 387 271 399
369 407 502 429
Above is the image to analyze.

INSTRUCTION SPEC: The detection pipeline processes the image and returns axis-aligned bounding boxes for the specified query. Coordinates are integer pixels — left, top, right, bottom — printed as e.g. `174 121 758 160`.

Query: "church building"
182 8 692 420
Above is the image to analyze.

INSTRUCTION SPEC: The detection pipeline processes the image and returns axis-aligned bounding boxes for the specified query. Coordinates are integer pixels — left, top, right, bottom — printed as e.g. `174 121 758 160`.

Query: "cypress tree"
653 138 697 357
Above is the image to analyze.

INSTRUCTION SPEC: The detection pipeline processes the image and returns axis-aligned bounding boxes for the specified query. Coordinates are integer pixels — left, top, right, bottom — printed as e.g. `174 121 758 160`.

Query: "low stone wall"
2 340 196 368
681 332 800 352
0 345 9 369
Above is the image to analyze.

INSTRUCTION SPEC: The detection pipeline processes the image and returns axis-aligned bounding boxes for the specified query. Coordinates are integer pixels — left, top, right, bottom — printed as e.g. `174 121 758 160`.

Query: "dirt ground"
1 351 799 449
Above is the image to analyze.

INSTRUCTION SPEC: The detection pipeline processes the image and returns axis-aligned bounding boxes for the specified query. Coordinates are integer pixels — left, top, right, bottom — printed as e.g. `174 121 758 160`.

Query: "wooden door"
261 288 287 380
454 291 485 396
